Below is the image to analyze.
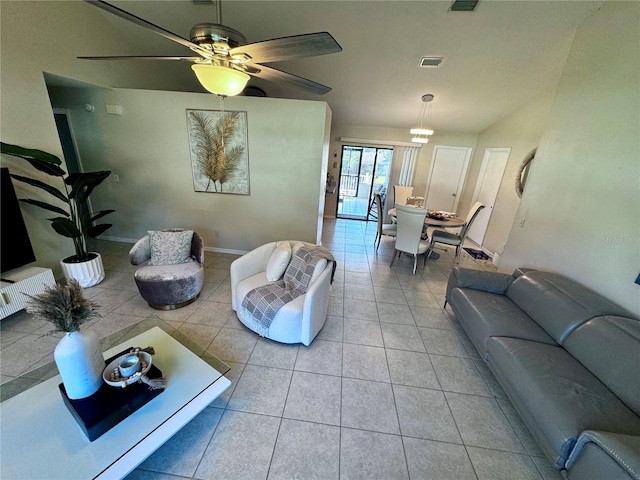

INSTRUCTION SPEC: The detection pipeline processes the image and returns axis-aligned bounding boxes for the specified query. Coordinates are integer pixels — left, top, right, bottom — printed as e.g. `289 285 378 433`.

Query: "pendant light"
410 94 435 143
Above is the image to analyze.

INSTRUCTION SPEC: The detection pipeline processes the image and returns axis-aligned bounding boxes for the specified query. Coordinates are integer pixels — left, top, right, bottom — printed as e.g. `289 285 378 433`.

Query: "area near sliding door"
336 145 392 220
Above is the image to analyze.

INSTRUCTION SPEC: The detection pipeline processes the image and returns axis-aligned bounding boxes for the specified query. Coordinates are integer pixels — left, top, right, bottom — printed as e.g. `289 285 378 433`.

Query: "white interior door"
467 148 511 247
423 146 472 213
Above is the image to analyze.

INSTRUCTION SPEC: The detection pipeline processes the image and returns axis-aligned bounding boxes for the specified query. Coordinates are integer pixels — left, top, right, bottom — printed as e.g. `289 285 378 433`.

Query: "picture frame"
186 109 249 195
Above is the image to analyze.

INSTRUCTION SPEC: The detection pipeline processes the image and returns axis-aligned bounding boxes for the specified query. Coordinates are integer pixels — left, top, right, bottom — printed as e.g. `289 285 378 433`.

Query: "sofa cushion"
486 336 640 470
235 271 305 343
563 315 640 416
235 271 272 308
565 431 640 480
446 267 516 301
147 230 194 266
449 287 556 355
134 259 203 306
309 258 328 286
266 241 292 281
505 271 629 344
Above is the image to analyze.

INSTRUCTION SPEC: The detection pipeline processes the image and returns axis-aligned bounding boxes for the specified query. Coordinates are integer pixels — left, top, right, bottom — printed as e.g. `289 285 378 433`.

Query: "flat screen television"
1 167 37 273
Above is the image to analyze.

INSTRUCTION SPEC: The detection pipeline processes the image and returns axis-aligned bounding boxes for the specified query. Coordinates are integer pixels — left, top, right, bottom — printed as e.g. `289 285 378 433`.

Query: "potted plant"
0 142 114 287
26 279 105 399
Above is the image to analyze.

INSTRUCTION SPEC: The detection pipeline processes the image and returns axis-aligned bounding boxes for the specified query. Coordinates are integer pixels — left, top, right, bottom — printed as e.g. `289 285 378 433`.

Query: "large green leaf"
1 142 65 176
67 171 111 202
87 209 115 223
87 223 112 238
50 217 81 238
10 174 68 203
20 199 70 217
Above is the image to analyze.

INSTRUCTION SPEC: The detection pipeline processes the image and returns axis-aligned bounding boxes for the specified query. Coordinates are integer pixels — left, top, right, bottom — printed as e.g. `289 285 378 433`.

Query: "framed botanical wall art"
186 109 249 194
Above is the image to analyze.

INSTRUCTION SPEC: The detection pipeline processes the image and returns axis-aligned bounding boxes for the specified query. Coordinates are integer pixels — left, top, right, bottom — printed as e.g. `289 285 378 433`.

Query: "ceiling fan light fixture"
191 64 249 96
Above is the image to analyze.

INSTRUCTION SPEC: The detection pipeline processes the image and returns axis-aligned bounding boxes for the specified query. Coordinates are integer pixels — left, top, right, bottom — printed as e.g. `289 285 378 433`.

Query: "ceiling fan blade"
230 32 342 64
78 55 202 62
248 64 332 95
85 0 208 55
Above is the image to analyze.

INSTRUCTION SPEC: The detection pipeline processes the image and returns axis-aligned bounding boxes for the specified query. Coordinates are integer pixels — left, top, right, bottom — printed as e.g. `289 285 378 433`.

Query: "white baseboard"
98 235 247 256
99 235 138 244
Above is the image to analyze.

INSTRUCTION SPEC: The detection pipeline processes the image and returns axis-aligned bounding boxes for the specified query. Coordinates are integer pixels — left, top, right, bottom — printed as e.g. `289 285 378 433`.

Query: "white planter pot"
54 329 105 399
60 252 105 288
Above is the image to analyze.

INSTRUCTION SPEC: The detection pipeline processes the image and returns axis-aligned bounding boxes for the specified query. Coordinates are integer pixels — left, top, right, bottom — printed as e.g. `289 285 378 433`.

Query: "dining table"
388 207 466 259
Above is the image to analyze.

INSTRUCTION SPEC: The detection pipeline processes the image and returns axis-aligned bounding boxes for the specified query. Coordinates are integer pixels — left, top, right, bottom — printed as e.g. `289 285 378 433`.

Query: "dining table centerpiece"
26 279 105 399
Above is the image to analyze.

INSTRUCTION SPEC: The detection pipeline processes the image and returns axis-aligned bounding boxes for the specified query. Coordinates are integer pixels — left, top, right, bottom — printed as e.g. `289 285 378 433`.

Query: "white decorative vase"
60 252 105 288
54 329 105 399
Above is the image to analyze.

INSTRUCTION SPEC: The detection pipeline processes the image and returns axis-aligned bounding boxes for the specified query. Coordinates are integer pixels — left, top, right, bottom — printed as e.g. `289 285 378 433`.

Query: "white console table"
0 266 55 319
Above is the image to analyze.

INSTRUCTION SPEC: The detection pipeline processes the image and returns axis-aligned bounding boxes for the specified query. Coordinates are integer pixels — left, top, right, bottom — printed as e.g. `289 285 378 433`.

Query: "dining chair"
393 185 414 207
390 205 429 275
426 201 485 263
374 192 396 250
367 189 380 221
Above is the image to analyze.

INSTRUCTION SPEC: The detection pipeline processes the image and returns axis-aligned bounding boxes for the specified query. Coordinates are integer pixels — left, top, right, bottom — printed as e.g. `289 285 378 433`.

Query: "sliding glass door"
337 145 392 220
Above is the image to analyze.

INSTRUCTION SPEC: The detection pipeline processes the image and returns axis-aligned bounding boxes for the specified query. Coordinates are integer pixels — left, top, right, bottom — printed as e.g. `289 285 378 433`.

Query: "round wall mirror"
516 148 536 198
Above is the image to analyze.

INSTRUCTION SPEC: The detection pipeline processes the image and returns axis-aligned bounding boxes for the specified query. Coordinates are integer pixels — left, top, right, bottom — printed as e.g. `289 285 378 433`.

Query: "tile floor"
0 218 561 480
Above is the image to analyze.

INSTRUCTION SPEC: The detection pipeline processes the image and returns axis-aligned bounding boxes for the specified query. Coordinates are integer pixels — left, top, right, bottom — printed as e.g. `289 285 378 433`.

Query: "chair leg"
412 255 417 275
455 245 461 263
390 249 398 267
443 299 448 309
374 232 380 250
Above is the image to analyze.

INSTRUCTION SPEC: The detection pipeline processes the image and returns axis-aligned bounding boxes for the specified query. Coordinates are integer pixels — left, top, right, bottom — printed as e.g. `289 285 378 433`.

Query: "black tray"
59 347 164 442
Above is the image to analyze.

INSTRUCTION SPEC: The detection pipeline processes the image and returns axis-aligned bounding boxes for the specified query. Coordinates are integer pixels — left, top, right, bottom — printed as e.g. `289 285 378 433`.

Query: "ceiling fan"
79 0 342 96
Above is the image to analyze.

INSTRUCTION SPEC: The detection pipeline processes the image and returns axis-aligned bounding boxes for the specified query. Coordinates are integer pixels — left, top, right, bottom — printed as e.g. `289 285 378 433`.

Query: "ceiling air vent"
419 57 444 68
450 0 479 12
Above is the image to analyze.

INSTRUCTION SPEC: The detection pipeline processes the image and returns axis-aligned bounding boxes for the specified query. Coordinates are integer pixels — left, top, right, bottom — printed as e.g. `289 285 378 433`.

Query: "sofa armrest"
301 264 332 346
129 235 151 265
446 266 516 302
566 431 640 480
230 242 277 310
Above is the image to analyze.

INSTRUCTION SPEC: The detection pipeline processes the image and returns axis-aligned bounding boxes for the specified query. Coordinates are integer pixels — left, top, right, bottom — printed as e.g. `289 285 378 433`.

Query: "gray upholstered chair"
129 229 204 310
426 201 485 263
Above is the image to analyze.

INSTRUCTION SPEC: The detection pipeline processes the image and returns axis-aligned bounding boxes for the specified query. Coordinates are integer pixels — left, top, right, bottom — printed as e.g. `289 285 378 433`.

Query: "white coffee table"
0 326 231 479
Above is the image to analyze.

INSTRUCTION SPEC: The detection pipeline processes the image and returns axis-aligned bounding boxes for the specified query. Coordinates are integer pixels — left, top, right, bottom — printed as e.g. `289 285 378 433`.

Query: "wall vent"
419 57 444 68
450 0 479 12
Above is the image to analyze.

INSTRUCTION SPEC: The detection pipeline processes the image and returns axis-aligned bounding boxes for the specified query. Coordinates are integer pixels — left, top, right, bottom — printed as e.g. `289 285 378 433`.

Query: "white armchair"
230 241 333 346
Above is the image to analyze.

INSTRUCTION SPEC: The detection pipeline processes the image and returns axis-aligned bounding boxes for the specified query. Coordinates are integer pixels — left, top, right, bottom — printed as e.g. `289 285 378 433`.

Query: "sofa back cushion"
563 315 640 416
266 241 292 281
505 271 629 344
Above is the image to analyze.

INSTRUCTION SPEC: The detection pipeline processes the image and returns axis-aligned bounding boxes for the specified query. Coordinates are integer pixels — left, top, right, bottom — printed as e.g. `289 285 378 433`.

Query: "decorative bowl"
103 351 153 388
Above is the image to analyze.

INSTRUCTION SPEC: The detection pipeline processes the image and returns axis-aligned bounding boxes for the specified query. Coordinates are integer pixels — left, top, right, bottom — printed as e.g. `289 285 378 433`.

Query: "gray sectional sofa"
445 266 640 479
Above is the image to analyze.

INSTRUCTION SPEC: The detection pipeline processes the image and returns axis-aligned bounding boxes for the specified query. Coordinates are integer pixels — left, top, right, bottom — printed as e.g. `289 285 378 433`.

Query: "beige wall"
0 0 198 273
500 1 640 314
464 86 556 256
48 87 331 253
